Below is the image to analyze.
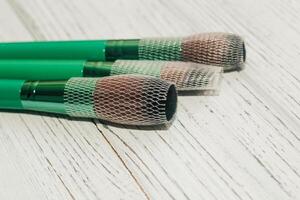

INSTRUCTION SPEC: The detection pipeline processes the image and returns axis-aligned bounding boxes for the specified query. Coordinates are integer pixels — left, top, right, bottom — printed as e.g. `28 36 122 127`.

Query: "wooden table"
0 0 299 199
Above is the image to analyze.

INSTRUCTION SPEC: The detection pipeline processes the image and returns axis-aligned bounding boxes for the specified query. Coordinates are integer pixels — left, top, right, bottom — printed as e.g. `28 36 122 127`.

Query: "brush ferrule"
83 61 112 77
105 40 139 60
20 80 67 114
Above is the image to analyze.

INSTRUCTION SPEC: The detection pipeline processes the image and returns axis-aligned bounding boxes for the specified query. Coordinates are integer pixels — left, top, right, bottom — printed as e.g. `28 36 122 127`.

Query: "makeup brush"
0 75 177 125
0 59 222 91
0 33 245 72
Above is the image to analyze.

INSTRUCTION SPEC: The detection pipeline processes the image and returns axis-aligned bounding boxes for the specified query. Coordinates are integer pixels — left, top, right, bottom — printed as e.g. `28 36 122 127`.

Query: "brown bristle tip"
182 33 246 72
93 75 177 126
160 62 223 91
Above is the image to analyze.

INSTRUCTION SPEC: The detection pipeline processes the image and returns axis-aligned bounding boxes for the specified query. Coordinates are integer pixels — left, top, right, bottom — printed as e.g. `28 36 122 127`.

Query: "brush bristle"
111 60 223 91
181 33 245 71
138 32 245 72
64 76 177 125
93 75 177 125
160 62 223 91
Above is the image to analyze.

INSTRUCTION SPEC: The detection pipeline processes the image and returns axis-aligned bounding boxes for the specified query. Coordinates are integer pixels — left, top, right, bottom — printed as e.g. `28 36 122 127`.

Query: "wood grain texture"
1 0 300 199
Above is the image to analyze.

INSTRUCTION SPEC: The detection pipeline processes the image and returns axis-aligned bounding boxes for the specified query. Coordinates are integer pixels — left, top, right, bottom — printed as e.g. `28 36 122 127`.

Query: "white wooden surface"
0 0 300 199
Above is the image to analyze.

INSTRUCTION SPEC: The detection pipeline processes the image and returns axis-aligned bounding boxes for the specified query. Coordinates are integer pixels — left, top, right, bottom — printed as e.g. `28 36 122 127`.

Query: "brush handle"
0 79 24 109
0 60 84 80
0 40 139 61
0 40 106 60
0 60 112 80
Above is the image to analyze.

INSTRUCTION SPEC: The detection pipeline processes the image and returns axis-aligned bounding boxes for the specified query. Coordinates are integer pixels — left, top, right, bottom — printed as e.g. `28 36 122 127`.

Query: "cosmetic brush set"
0 32 245 126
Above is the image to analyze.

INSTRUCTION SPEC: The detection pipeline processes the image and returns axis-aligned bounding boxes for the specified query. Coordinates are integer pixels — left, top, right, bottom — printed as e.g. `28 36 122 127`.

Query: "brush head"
111 60 223 91
64 75 177 126
138 32 245 72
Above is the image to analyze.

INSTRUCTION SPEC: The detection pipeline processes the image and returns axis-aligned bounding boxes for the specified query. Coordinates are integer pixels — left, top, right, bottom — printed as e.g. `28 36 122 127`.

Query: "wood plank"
2 0 300 199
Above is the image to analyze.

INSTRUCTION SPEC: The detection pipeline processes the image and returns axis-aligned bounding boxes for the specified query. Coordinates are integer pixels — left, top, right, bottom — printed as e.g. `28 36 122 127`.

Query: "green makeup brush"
0 75 177 125
0 59 222 91
0 33 245 72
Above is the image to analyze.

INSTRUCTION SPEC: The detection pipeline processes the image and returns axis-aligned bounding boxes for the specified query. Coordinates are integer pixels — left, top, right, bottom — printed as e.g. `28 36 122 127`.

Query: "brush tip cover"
64 75 177 125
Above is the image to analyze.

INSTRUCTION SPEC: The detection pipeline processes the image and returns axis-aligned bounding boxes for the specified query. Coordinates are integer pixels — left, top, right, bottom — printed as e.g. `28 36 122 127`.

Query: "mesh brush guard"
138 32 245 72
111 60 223 92
64 75 177 126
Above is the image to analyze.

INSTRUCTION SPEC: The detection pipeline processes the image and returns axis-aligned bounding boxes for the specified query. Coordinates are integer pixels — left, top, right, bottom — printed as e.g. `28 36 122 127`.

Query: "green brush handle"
0 60 112 80
0 40 139 61
0 40 106 60
0 79 24 109
0 60 84 80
